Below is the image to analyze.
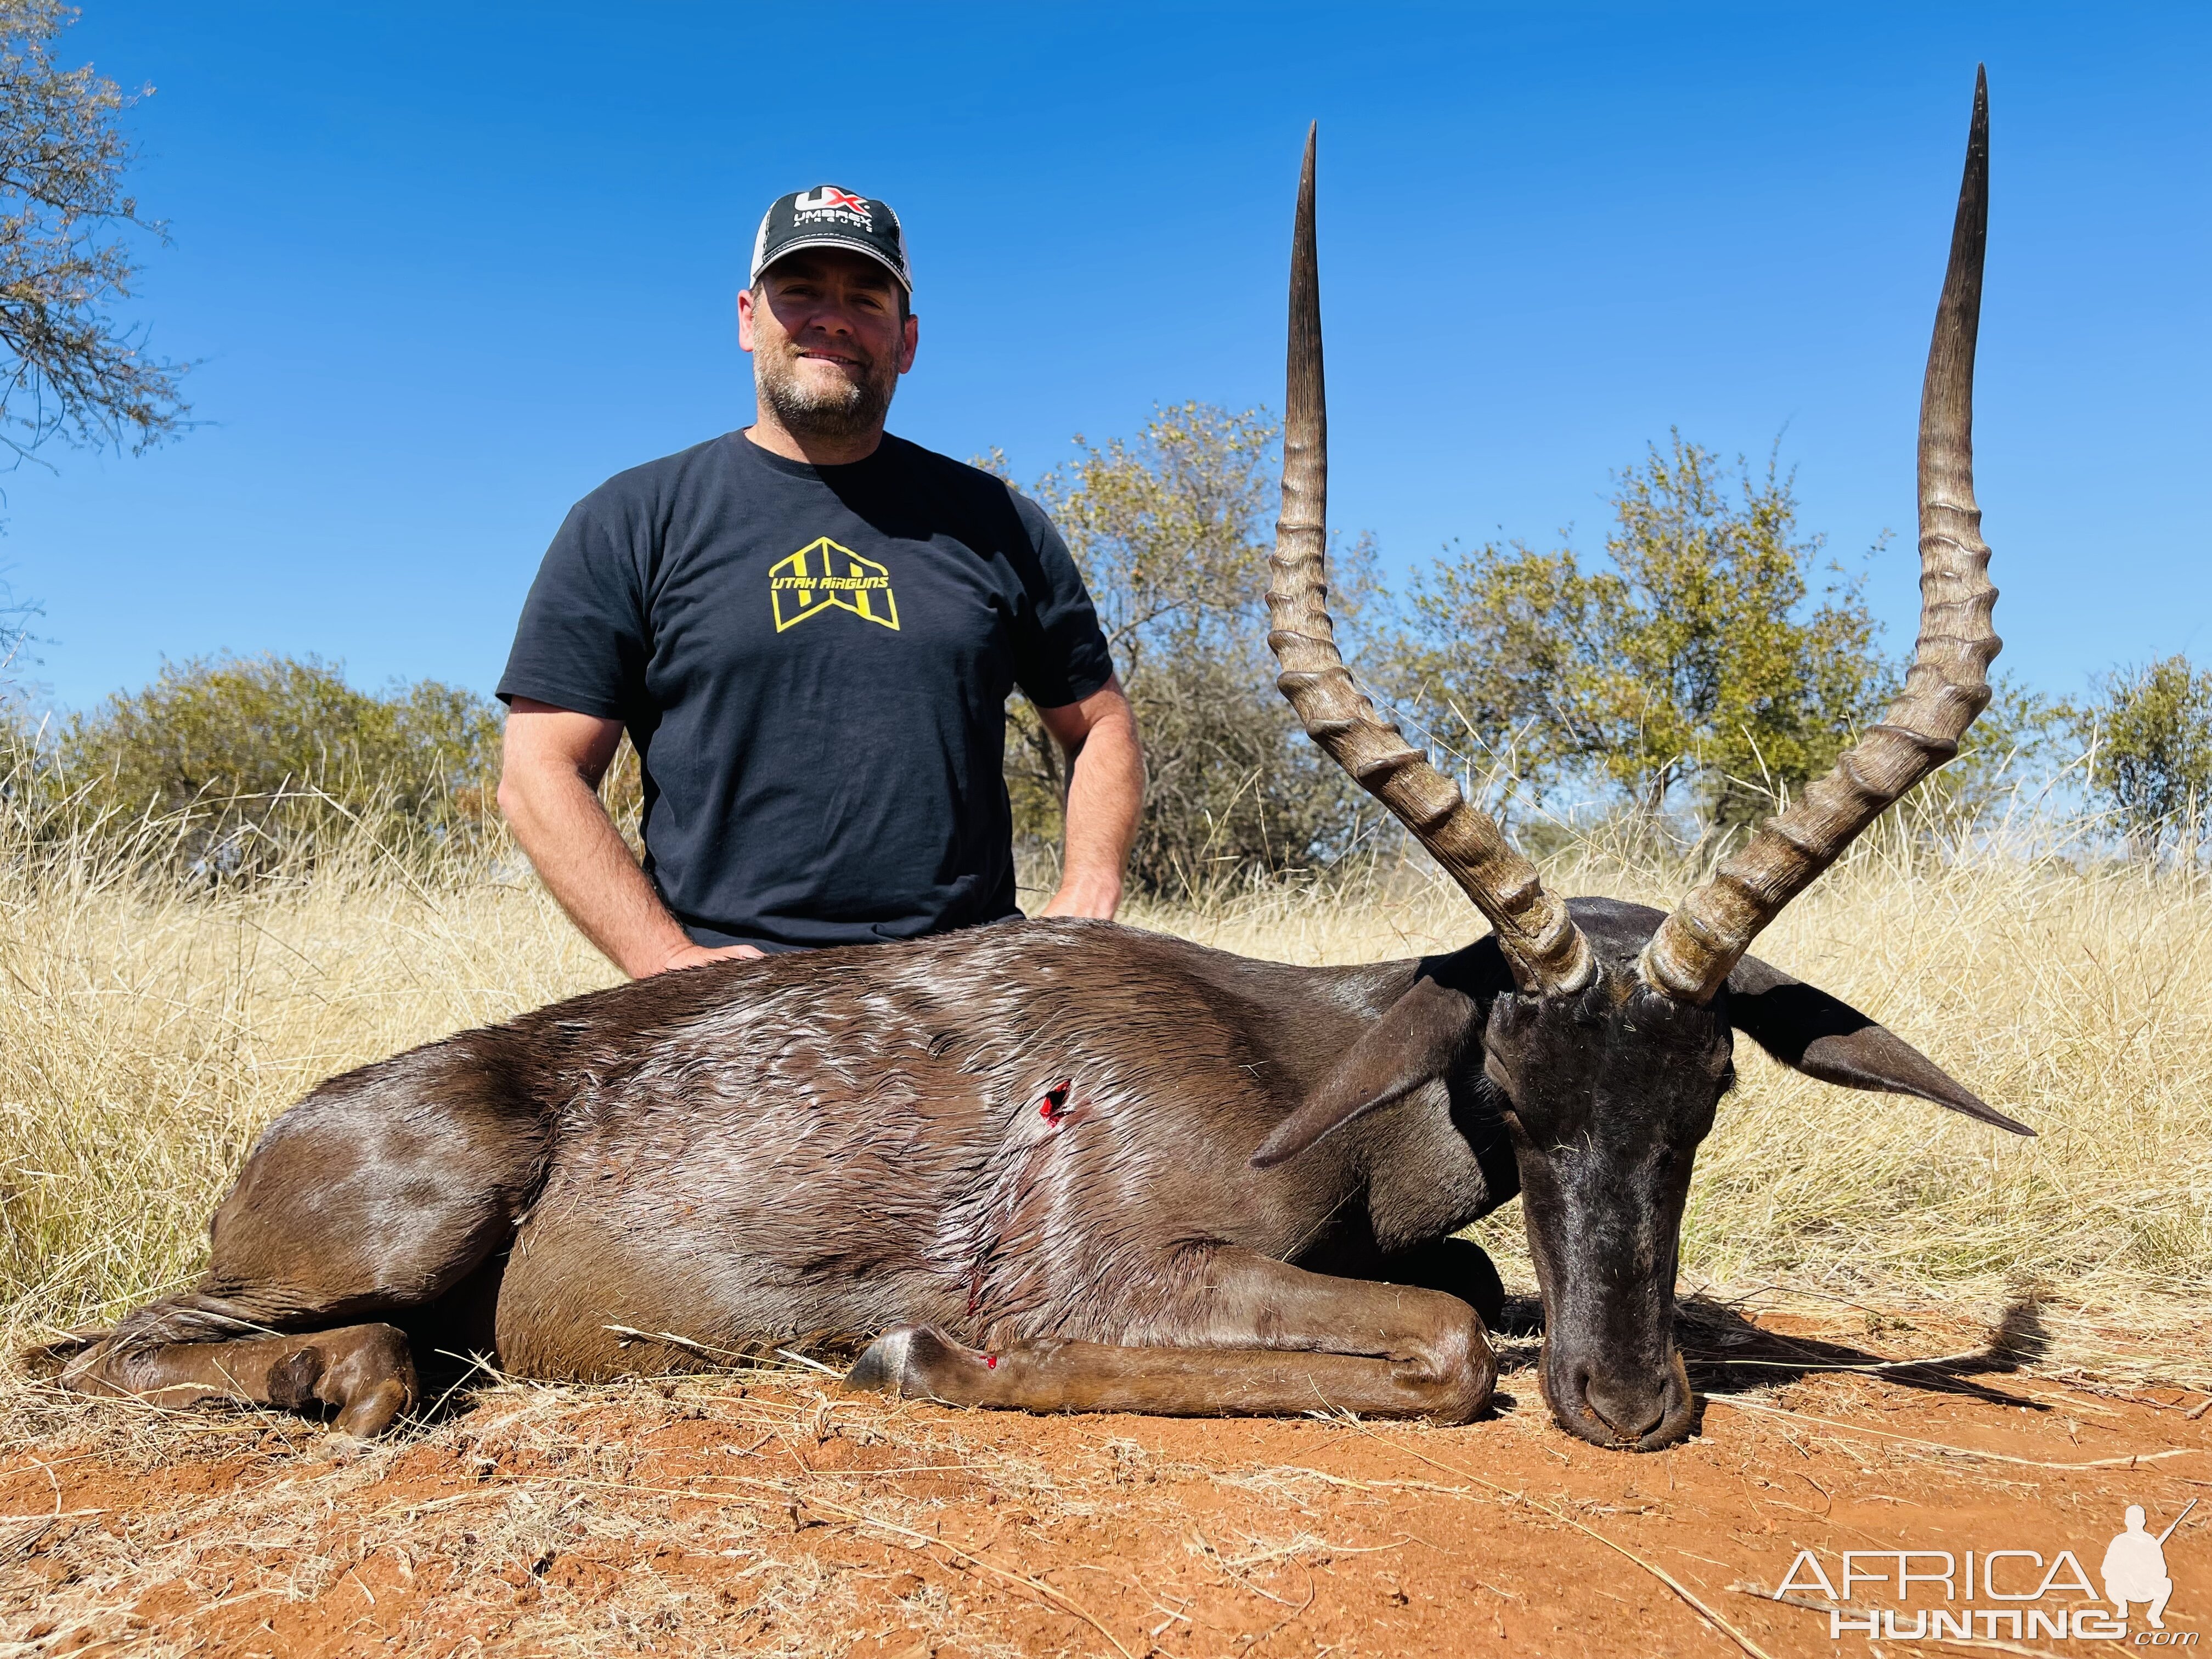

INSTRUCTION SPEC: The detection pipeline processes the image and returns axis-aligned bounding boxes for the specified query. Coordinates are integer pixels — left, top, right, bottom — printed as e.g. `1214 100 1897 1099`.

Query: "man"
496 184 1141 974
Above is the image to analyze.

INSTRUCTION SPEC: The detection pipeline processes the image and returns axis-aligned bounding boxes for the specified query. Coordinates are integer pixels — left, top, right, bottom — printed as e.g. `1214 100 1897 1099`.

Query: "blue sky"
5 2 2207 713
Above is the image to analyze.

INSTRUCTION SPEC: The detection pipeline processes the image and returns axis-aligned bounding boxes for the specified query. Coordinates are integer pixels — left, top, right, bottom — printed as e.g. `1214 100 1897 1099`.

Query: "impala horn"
1266 125 1593 996
1641 67 2000 1003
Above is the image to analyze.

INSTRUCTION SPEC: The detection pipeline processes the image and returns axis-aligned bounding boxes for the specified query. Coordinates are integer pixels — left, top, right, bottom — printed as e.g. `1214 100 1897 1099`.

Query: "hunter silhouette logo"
769 538 899 634
2106 1500 2190 1630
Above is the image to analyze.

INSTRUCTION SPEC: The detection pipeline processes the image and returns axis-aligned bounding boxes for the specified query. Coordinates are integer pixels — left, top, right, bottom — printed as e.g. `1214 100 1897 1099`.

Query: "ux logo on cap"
751 182 910 290
792 186 872 228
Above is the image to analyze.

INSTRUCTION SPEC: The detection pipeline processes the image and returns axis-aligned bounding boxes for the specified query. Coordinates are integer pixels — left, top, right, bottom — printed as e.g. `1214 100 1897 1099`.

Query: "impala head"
1252 72 2029 1451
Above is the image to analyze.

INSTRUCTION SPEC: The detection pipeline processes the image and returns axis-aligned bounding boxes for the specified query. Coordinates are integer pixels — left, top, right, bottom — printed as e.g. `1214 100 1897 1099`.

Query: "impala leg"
65 1319 419 1437
846 1248 1495 1423
59 1049 545 1437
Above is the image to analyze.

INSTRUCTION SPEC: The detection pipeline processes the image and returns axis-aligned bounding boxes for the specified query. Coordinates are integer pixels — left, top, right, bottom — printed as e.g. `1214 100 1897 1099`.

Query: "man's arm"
498 698 763 977
1035 674 1143 919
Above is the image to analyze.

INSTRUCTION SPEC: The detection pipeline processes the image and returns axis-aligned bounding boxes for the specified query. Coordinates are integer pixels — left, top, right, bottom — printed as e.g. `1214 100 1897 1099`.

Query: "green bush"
1396 433 1887 828
2068 655 2212 854
1000 404 1376 896
27 654 501 874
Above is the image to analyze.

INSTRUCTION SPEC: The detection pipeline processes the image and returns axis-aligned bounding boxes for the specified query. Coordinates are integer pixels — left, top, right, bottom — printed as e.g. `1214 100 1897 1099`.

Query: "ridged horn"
1266 125 1593 996
1641 67 2000 1004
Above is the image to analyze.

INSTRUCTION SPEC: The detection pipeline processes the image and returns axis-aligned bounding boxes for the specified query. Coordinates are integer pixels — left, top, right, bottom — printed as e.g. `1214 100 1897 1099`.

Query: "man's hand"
1036 676 1143 921
500 698 763 979
1039 873 1124 920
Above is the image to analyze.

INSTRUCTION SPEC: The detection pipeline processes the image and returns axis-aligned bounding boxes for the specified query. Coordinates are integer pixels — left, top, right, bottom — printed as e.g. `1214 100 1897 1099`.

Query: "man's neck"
744 413 885 467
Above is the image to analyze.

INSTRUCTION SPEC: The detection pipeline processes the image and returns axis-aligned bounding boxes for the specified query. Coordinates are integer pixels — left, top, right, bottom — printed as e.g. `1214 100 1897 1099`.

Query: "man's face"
738 249 918 444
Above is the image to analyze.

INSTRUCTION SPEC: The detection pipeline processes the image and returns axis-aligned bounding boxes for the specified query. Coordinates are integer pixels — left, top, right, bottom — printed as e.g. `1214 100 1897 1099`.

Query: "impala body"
64 72 2018 1451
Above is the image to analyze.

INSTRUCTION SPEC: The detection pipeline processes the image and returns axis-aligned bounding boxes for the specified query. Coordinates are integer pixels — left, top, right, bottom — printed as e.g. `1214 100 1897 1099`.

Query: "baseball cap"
749 185 911 294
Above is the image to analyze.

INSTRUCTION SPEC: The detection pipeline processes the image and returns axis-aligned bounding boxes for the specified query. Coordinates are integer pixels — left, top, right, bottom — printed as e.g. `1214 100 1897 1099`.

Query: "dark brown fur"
65 918 1506 1429
64 900 2012 1451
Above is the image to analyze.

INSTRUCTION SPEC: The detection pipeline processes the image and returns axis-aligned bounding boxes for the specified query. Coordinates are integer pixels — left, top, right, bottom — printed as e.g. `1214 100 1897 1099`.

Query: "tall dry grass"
0 810 618 1340
4 797 2208 1381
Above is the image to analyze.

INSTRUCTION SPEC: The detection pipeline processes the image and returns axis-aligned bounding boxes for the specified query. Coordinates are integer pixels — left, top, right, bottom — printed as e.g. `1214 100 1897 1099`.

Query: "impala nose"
1583 1373 1668 1443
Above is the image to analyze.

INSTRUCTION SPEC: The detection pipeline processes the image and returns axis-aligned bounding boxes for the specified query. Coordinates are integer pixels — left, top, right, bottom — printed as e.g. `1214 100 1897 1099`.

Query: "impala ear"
1251 974 1481 1169
1726 955 2032 1136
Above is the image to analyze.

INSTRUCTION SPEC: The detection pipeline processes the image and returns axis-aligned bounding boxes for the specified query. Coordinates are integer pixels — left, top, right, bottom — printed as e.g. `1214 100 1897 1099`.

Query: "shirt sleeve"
1006 491 1114 708
495 487 651 722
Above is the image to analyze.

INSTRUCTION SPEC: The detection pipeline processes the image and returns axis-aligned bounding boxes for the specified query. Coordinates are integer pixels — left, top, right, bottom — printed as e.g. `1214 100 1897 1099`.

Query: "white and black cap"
749 185 911 293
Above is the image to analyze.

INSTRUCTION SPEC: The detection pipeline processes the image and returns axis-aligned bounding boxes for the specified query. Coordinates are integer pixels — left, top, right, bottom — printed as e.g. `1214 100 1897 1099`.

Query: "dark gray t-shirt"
497 431 1113 952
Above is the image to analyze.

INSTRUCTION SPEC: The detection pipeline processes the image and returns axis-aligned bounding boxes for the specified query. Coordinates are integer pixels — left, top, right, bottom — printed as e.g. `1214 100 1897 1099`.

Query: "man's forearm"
499 768 696 978
1049 698 1143 918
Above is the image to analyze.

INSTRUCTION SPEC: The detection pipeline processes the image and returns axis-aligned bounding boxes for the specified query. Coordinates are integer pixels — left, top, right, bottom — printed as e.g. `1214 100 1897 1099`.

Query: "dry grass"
8 1316 2205 1657
0 821 616 1343
3 803 2209 1388
0 1358 1106 1658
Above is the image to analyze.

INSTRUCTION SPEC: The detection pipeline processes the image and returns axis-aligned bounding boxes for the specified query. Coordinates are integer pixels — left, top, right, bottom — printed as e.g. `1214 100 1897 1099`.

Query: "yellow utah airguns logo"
769 538 900 634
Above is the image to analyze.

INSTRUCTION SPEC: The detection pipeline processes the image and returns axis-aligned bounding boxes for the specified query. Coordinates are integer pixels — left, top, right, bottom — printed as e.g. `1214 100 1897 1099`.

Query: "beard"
754 341 898 445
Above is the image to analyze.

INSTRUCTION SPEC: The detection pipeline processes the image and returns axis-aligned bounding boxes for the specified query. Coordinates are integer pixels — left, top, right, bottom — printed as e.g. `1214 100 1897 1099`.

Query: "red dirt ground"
4 1307 2207 1658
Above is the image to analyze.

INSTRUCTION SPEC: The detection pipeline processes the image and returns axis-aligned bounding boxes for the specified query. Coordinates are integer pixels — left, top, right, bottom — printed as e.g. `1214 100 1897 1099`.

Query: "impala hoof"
844 1324 962 1400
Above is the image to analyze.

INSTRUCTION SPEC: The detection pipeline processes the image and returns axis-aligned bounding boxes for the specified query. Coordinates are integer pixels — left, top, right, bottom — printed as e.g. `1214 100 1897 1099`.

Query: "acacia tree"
1002 403 1376 895
0 2 188 700
0 0 185 461
52 654 501 871
1400 433 1886 826
2069 655 2212 855
0 575 31 677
